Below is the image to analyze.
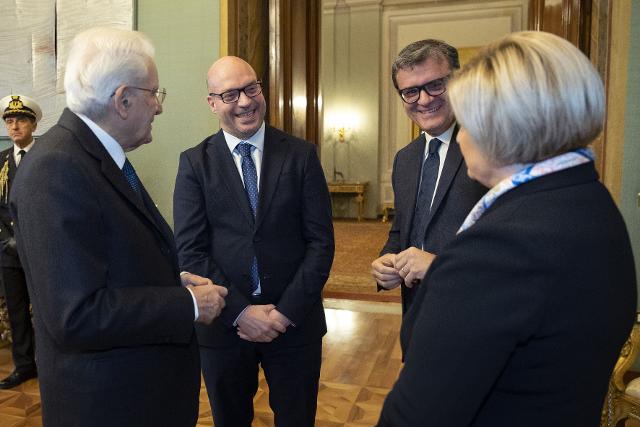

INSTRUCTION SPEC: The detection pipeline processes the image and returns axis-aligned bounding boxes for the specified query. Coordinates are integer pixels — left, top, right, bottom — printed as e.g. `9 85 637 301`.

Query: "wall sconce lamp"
336 126 347 143
325 109 360 182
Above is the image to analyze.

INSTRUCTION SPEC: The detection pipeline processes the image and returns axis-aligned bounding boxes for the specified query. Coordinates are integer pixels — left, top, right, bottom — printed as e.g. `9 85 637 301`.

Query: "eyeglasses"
209 81 262 104
110 86 167 105
130 86 167 105
398 76 449 104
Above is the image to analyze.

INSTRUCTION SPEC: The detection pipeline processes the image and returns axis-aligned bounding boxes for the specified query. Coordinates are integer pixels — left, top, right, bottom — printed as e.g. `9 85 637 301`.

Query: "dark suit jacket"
381 126 486 312
0 147 21 268
173 125 334 348
9 109 201 427
378 162 637 427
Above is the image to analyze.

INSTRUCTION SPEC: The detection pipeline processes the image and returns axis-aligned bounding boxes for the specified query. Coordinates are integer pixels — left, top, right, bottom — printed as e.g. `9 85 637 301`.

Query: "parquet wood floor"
0 299 402 426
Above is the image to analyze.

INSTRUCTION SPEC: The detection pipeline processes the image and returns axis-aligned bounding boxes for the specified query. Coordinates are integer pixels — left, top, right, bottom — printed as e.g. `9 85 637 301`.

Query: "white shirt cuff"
184 286 199 321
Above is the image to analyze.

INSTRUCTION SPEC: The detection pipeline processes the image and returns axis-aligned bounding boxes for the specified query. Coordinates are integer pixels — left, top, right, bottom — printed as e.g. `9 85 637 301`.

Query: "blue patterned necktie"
122 159 143 198
235 142 260 293
409 137 442 248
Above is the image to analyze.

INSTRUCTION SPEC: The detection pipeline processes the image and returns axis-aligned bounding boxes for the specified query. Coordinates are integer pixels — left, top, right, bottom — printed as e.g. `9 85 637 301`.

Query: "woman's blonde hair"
448 31 604 166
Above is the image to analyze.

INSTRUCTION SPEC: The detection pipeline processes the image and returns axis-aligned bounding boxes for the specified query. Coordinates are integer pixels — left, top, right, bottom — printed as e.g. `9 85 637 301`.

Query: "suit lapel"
400 134 426 249
424 125 463 229
255 126 287 231
58 109 172 245
207 131 255 227
139 186 178 255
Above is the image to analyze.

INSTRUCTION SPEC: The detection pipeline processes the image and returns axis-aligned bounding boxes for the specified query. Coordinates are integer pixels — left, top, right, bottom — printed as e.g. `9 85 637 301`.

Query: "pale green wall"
134 0 221 227
620 1 640 307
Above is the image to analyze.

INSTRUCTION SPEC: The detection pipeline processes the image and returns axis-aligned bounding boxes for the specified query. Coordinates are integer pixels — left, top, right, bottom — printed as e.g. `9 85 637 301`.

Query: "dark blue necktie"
235 142 260 293
17 150 26 167
122 159 143 198
409 138 442 248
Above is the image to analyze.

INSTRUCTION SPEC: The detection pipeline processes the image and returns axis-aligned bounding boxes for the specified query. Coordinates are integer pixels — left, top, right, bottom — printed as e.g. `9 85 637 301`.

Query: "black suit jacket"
378 162 637 427
173 125 334 348
382 126 487 312
10 109 200 427
0 147 21 268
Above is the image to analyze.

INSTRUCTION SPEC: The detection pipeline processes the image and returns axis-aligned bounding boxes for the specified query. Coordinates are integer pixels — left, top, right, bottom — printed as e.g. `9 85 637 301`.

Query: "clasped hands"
236 305 291 343
371 247 436 290
182 273 228 324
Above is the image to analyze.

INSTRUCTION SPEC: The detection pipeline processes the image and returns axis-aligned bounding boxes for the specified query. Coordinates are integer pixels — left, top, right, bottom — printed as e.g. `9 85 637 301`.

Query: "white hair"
448 31 604 165
64 27 155 119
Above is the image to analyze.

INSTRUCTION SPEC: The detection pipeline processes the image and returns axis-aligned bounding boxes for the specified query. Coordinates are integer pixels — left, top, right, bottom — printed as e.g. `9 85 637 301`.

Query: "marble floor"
0 299 403 427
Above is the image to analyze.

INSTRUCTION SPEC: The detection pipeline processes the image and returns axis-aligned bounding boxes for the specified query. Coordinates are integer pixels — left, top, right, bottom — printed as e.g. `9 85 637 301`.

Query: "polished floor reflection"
0 299 402 426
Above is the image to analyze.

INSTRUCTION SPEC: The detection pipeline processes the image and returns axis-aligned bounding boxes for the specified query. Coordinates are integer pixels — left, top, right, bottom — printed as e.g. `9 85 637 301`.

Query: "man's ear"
206 95 218 114
113 86 131 119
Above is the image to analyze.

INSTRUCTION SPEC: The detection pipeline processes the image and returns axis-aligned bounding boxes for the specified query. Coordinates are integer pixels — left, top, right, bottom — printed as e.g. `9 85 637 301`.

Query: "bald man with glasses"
173 56 334 427
371 39 487 321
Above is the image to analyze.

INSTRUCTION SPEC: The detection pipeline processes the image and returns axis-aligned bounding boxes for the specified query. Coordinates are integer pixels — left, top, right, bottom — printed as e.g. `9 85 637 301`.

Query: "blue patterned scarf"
457 148 594 233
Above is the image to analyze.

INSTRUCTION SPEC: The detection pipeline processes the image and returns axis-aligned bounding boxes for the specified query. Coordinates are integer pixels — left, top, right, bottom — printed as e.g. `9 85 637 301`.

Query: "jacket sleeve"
381 151 401 255
274 145 335 324
173 151 251 327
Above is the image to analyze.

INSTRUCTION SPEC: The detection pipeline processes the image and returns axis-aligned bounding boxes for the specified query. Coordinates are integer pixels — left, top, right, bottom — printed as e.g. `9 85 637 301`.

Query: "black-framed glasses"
398 76 449 104
209 81 262 104
110 86 167 105
130 86 167 105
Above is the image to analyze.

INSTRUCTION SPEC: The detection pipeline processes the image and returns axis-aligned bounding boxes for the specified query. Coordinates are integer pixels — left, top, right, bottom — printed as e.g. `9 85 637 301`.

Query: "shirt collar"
76 113 127 168
224 122 266 153
421 123 455 158
423 122 455 147
13 139 35 154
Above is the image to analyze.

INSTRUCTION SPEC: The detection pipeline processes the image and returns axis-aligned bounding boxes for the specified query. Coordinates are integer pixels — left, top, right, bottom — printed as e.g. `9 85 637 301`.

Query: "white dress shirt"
421 122 455 208
13 140 35 167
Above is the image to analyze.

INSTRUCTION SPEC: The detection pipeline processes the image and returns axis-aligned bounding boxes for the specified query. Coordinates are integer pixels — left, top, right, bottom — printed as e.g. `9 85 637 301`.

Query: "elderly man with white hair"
9 27 229 427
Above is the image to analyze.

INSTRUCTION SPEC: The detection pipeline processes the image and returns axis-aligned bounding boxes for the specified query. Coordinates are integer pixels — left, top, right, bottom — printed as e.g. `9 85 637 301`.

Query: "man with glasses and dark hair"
173 56 334 427
371 39 486 318
9 27 228 427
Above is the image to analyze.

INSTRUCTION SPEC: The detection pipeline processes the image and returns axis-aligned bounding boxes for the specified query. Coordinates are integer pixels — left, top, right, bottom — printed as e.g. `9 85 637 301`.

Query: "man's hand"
236 305 287 343
268 309 292 329
371 253 402 289
394 247 436 287
180 272 213 287
187 284 228 324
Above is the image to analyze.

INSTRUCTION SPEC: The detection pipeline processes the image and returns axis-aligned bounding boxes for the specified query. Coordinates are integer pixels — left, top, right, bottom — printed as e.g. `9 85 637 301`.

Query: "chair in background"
602 318 640 427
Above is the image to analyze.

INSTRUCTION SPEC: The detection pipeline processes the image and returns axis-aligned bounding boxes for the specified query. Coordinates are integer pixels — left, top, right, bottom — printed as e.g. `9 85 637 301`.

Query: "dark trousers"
1 267 35 371
201 338 322 427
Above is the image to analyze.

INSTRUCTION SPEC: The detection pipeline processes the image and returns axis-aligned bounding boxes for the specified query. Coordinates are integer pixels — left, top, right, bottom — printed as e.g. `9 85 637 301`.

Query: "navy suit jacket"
381 125 487 312
10 109 200 427
173 125 334 348
378 162 637 426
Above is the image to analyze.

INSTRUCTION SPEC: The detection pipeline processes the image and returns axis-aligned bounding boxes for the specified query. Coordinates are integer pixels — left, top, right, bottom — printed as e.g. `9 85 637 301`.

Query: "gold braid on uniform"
0 160 9 203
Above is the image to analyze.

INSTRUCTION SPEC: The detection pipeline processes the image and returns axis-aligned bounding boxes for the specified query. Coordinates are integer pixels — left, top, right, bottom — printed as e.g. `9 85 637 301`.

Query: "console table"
327 181 368 221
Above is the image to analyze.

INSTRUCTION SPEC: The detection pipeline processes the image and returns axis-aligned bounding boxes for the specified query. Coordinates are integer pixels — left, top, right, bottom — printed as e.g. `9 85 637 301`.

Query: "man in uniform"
0 94 41 389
